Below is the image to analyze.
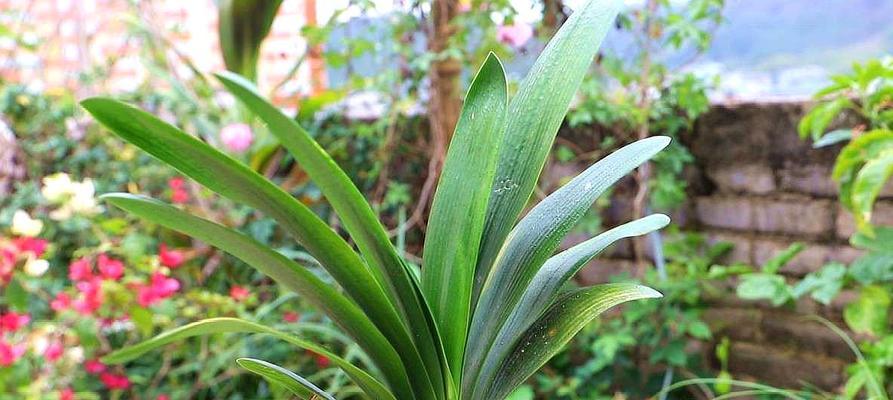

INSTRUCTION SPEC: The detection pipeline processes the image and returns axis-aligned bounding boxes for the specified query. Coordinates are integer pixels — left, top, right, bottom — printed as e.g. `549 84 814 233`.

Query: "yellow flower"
11 210 43 237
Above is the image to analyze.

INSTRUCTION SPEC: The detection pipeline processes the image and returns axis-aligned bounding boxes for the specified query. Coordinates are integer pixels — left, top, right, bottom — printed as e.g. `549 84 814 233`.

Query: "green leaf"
736 274 791 306
474 0 624 304
236 358 335 400
218 0 283 81
465 137 669 392
102 317 395 400
798 97 852 140
80 98 426 398
4 276 27 312
812 129 852 148
762 243 804 274
420 53 507 382
483 284 661 400
472 214 669 391
214 73 441 399
851 148 893 236
849 252 893 285
790 263 846 304
100 194 411 399
844 285 891 337
130 306 154 337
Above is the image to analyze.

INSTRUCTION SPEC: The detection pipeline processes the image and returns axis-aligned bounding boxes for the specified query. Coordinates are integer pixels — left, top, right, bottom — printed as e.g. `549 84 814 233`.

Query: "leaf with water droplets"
485 284 662 399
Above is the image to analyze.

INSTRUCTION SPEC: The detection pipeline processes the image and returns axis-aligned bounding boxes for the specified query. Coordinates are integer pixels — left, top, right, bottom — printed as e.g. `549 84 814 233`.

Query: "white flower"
23 258 49 277
66 346 85 363
41 173 75 203
10 210 43 237
68 179 100 215
42 174 101 219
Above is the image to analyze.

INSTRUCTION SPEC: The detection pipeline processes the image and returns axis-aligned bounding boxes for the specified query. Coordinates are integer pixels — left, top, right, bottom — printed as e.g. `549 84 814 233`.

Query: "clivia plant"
80 0 670 398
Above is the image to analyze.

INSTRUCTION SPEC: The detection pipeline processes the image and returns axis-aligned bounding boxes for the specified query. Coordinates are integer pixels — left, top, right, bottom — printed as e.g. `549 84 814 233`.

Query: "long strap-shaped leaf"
81 99 436 400
484 284 662 400
474 0 623 303
100 195 411 399
473 214 669 393
465 136 669 391
214 73 444 398
420 53 507 384
102 317 395 400
236 358 335 400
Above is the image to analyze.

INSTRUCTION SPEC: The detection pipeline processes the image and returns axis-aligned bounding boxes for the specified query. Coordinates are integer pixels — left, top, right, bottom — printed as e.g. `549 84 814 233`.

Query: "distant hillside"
706 0 893 71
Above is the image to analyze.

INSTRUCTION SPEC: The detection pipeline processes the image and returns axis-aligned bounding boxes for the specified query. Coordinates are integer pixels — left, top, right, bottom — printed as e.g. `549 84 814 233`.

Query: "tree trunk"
542 0 565 36
417 0 461 225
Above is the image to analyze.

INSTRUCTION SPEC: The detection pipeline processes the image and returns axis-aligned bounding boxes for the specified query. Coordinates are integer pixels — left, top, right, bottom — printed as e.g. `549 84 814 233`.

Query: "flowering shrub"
0 85 343 398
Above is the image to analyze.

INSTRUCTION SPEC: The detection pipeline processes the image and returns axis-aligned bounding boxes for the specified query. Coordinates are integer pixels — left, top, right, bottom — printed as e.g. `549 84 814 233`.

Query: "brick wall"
571 101 893 391
0 0 320 105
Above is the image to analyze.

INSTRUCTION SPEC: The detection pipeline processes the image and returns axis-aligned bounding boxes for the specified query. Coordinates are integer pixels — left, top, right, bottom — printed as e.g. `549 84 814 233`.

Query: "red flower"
85 358 106 374
157 396 170 400
73 278 104 315
13 237 48 257
158 244 184 268
68 257 93 282
168 177 185 190
283 311 300 323
50 292 72 312
43 339 64 362
315 354 331 368
99 372 131 390
0 340 25 366
229 285 249 302
97 254 124 281
59 388 74 400
136 272 180 307
169 177 189 204
0 311 30 332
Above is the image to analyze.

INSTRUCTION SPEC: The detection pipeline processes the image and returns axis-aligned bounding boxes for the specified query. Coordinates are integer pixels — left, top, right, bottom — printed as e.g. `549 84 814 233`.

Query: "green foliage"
529 230 738 399
217 0 284 81
84 2 670 398
735 56 893 398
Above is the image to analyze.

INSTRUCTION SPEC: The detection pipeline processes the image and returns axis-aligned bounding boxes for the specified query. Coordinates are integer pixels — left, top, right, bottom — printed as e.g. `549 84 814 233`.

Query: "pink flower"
283 311 300 323
157 396 170 400
168 177 190 204
220 123 254 153
168 177 185 190
99 372 131 390
68 257 93 282
229 285 249 302
158 244 184 269
0 312 30 332
43 339 64 362
497 22 533 48
13 237 48 258
50 292 72 312
97 254 124 281
0 340 26 366
85 358 107 374
136 272 180 307
59 388 74 400
73 278 104 315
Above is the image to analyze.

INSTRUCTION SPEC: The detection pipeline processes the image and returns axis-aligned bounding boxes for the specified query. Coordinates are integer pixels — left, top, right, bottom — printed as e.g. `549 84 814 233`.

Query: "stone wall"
570 101 893 391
